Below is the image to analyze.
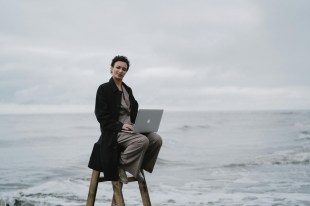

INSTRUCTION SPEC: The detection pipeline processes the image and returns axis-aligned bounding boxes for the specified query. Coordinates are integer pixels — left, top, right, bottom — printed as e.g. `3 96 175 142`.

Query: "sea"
0 110 310 206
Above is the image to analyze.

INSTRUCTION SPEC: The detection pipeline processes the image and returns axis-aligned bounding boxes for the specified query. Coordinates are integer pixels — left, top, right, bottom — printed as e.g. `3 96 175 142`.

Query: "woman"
88 55 162 183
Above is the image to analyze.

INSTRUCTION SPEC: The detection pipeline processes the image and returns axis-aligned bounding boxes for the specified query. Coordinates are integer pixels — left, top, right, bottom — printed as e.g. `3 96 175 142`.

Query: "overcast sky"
1 0 310 113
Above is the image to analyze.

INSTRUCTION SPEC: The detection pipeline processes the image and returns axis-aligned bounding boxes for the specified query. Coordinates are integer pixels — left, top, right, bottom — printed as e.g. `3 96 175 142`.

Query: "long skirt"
117 132 162 179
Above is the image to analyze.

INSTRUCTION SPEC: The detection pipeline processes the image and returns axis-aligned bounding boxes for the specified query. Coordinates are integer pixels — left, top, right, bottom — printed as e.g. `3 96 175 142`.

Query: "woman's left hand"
122 123 133 131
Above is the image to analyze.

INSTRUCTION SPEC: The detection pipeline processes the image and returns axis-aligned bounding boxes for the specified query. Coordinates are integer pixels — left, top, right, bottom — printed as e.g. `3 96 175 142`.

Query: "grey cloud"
1 0 310 112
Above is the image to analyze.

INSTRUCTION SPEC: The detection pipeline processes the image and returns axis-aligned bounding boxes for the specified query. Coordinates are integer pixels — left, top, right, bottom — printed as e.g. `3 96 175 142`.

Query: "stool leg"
138 177 151 206
112 181 125 206
86 170 100 206
111 182 122 206
111 182 123 206
111 194 116 206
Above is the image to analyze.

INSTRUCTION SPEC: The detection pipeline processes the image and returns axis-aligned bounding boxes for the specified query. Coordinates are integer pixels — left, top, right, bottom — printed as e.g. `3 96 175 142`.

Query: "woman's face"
111 61 128 81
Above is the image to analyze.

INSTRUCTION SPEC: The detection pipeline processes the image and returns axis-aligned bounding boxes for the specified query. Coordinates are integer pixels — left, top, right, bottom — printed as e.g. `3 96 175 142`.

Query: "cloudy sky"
1 0 310 113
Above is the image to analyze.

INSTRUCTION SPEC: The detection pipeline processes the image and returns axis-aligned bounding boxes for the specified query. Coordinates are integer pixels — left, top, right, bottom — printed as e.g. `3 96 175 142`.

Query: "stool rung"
98 176 138 182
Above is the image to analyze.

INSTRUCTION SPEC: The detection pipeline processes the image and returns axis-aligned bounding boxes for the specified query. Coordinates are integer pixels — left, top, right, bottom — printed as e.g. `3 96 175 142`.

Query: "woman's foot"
118 168 128 184
136 170 145 182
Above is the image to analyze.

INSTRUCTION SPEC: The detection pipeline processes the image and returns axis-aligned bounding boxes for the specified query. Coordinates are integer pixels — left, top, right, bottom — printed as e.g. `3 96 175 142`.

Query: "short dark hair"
110 55 130 70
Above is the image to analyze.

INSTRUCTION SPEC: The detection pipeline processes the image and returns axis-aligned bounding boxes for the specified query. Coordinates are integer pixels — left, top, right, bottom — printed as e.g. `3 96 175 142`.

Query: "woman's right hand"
122 123 133 131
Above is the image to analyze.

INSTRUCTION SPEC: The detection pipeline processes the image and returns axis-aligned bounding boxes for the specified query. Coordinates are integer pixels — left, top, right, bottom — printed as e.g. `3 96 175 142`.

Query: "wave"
223 163 259 169
1 198 42 206
156 157 189 166
261 148 310 166
297 130 310 141
72 125 97 130
178 124 211 130
300 130 310 135
279 111 296 115
269 148 310 165
222 146 310 169
0 178 90 206
1 194 85 206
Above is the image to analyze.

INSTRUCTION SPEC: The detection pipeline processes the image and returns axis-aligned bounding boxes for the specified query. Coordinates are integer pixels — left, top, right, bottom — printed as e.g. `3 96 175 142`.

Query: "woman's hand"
122 123 133 131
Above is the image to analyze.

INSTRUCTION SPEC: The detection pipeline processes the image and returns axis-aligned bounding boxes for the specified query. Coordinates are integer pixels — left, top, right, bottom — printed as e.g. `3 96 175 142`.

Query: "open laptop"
122 109 164 133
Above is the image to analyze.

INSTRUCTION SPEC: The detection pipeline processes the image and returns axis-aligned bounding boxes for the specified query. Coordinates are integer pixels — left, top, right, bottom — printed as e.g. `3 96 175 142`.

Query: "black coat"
88 77 138 180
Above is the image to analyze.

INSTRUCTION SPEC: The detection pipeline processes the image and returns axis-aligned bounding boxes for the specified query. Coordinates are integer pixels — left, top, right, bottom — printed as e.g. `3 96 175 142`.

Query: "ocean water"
0 110 310 206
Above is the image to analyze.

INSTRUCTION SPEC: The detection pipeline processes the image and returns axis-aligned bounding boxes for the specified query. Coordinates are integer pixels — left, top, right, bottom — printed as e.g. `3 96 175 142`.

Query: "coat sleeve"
94 85 123 132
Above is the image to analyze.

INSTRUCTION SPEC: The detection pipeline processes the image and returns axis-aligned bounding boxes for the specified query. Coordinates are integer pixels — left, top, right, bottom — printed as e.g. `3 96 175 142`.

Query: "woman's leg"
142 132 163 173
118 134 149 178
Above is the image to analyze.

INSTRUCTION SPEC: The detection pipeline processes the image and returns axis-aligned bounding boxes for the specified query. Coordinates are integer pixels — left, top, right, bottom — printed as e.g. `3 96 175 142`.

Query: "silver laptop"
122 109 163 133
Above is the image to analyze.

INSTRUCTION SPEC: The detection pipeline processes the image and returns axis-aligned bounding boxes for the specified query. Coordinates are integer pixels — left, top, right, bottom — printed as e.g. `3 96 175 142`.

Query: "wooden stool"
86 170 152 206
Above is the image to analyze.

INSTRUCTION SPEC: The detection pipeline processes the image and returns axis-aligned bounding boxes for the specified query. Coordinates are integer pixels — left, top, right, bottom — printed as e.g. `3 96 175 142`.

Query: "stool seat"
86 170 152 206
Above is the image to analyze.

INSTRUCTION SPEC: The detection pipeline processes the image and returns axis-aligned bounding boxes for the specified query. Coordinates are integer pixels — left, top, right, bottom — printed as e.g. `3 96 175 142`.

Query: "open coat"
88 77 138 180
